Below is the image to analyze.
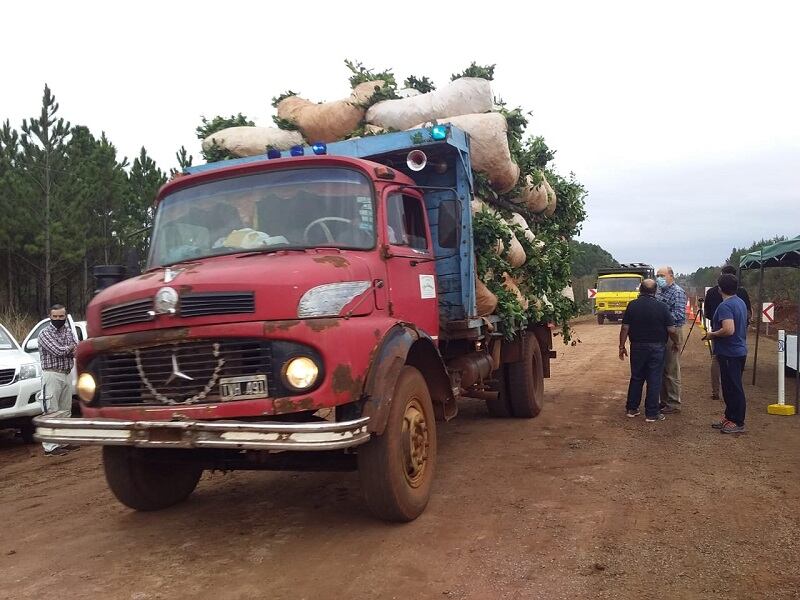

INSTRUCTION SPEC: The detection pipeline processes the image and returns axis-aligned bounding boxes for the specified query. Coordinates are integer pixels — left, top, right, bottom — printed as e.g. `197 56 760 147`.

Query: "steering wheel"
303 217 352 244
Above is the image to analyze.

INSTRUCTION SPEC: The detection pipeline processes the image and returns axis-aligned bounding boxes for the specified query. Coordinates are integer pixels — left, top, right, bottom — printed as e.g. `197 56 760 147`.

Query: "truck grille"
0 369 15 386
96 339 273 406
179 292 255 318
101 299 154 329
101 292 255 330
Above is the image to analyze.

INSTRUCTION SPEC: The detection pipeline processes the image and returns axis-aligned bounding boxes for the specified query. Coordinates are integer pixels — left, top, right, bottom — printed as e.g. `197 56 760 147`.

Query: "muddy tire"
358 366 436 522
597 315 605 325
506 334 545 418
486 365 514 417
19 420 36 444
103 447 202 511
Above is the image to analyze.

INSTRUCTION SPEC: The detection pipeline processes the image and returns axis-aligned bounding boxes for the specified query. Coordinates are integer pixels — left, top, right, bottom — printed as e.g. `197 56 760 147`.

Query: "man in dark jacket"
619 279 681 422
702 265 752 399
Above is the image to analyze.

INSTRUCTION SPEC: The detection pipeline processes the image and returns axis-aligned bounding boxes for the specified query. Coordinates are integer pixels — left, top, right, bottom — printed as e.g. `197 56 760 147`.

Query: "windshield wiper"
234 246 308 258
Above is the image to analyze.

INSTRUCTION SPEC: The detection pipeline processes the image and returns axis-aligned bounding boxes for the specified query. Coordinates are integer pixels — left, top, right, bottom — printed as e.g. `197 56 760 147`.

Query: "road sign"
588 288 597 299
762 302 775 323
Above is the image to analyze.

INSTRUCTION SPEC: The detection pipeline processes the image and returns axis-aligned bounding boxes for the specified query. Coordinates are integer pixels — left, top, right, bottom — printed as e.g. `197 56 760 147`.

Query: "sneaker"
44 448 68 457
626 409 640 418
660 405 680 414
645 414 666 422
720 422 745 434
711 418 730 429
62 443 81 451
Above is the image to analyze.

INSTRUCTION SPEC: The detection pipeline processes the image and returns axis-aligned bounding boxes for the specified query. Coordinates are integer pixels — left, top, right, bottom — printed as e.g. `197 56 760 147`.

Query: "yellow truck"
594 264 655 325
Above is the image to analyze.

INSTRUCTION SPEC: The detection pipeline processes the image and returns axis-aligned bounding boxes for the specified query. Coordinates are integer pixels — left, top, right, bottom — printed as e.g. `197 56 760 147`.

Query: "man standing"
620 279 680 422
702 265 752 399
656 266 687 413
38 304 77 456
703 274 749 434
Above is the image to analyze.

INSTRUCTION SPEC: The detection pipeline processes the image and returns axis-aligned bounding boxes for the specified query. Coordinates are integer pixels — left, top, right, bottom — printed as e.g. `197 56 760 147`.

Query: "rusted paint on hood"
90 327 191 352
313 256 350 268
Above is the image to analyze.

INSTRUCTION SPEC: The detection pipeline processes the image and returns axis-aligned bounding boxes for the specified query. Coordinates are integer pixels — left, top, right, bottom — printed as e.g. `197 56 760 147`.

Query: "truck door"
382 192 439 339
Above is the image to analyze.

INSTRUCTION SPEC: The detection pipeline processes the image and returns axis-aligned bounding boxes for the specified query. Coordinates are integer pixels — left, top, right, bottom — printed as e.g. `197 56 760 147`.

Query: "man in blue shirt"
703 273 748 434
656 266 687 413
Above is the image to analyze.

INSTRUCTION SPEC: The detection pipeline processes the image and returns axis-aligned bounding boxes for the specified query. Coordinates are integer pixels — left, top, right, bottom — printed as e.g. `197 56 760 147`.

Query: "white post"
778 330 786 405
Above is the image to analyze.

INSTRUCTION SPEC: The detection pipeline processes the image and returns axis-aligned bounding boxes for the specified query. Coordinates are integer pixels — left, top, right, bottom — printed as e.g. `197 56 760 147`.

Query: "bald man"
656 266 687 413
620 279 680 422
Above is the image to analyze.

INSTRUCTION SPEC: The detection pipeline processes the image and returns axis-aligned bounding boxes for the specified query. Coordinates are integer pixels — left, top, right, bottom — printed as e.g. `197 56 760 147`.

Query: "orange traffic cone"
685 298 697 323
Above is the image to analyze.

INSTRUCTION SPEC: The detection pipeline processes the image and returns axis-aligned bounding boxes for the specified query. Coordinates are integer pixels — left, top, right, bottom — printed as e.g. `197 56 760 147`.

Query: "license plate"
219 375 268 401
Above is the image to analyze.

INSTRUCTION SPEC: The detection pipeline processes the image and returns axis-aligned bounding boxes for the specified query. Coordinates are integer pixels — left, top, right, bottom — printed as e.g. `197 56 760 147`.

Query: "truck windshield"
148 167 375 267
597 278 641 292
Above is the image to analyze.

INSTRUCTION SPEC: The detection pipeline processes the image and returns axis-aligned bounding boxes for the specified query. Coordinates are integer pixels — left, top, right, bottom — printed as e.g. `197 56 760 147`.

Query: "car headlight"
283 357 319 390
297 281 371 318
77 373 97 403
18 363 38 380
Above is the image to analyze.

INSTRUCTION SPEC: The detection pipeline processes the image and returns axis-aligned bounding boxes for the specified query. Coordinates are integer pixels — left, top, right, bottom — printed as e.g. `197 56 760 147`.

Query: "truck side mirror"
125 247 142 277
93 265 127 295
438 199 460 249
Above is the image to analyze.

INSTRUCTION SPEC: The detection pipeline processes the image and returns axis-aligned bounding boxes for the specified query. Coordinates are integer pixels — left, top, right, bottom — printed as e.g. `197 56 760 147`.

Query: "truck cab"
35 126 554 521
594 264 655 324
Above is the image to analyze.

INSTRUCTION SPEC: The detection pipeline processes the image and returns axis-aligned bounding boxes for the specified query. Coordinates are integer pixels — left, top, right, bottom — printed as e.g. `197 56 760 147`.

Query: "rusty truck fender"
361 324 455 435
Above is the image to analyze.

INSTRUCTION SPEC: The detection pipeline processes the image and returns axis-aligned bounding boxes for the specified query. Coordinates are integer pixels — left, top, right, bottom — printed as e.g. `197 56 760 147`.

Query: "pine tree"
18 84 71 310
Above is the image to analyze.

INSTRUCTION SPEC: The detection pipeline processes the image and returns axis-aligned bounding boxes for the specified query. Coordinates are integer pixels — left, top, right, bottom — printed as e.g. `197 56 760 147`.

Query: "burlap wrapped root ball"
542 176 557 217
366 77 493 131
503 273 529 310
471 198 525 266
506 211 536 244
412 112 519 193
476 277 498 317
202 127 304 158
275 81 385 142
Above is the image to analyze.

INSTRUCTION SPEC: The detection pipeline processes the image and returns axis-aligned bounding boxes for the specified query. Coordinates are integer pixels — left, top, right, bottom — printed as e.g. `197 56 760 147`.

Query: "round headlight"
77 373 97 403
283 357 319 390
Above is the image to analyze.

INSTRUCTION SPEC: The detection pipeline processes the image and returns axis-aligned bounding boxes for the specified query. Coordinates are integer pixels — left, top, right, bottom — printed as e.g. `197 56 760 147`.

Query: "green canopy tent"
739 235 800 408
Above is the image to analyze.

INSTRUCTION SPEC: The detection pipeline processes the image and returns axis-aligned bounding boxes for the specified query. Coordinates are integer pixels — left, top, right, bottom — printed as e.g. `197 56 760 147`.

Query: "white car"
21 316 88 403
0 323 43 442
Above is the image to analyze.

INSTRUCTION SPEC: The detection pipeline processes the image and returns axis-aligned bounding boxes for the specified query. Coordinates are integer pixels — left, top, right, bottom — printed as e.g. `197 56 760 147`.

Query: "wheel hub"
401 399 429 487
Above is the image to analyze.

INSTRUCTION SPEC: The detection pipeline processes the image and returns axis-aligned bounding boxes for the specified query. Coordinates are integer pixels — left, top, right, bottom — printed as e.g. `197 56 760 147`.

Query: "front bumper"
0 378 43 422
34 415 371 451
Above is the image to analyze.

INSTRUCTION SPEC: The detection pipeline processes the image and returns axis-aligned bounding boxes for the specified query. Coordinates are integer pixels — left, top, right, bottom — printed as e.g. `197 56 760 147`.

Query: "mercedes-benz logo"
164 352 194 386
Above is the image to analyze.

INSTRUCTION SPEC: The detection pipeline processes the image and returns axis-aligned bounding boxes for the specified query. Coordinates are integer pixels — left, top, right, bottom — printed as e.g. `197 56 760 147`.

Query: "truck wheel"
485 365 514 417
103 447 202 511
597 315 605 325
506 334 545 418
358 366 436 522
19 420 36 444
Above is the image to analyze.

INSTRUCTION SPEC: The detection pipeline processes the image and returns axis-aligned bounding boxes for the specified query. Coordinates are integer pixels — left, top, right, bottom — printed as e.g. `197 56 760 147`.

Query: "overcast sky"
4 1 798 274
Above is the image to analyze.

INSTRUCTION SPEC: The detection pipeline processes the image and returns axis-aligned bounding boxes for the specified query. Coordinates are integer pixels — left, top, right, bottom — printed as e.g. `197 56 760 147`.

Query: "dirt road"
2 319 799 600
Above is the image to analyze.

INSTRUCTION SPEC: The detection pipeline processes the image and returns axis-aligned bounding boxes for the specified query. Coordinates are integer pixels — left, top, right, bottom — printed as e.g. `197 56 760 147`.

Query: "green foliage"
344 59 397 87
404 75 435 94
569 241 619 278
272 115 300 132
1 85 188 317
196 114 254 163
195 114 253 139
271 90 299 108
451 62 496 81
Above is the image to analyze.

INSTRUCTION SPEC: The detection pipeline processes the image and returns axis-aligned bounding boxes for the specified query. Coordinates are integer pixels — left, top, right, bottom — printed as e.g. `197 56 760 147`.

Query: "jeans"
718 354 746 426
626 343 666 418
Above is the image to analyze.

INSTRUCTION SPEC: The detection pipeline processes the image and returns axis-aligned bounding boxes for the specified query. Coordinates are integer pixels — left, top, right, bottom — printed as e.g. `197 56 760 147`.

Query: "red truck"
36 126 554 521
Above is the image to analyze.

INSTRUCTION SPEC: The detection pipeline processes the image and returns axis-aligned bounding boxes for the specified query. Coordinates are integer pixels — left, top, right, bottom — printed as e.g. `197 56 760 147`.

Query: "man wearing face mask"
655 266 687 413
37 304 78 456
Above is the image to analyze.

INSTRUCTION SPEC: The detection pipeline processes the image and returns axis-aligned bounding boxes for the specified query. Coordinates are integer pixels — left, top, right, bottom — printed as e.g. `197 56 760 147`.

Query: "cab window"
386 194 428 251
